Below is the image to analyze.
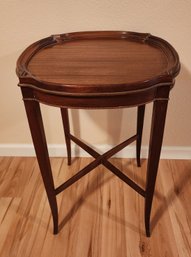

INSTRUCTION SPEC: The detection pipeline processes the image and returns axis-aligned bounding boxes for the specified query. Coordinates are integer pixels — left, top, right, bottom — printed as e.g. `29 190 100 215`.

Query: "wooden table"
16 31 180 237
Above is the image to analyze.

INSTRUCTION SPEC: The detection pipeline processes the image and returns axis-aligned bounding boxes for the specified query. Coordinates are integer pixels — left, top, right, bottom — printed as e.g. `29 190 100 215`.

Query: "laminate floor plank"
0 157 191 257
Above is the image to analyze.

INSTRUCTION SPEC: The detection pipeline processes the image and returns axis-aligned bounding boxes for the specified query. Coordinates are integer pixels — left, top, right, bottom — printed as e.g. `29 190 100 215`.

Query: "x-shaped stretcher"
55 133 145 198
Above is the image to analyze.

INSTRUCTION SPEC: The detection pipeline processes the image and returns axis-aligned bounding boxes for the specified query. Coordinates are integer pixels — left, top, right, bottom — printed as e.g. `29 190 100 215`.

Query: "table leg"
61 108 71 165
145 99 168 237
23 99 58 234
136 105 145 167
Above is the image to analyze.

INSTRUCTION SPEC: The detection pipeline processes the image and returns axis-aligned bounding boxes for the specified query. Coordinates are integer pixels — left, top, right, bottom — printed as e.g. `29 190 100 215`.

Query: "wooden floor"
0 157 191 257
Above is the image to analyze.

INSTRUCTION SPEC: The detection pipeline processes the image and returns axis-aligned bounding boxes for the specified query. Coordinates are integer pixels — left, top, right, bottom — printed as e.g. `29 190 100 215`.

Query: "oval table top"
16 31 180 96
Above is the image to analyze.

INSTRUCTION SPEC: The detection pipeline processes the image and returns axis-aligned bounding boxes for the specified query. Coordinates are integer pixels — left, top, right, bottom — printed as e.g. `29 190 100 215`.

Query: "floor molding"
0 144 190 159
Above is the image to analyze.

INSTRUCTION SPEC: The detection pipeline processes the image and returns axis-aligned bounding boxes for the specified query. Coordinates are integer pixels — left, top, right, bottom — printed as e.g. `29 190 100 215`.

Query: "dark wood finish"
60 108 71 165
69 134 145 197
16 31 180 237
55 134 143 195
16 31 180 95
21 88 58 234
145 98 169 237
136 105 145 167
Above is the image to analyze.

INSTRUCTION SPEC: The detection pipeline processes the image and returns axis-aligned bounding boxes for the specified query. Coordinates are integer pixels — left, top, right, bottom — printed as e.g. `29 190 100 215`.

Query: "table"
16 31 180 237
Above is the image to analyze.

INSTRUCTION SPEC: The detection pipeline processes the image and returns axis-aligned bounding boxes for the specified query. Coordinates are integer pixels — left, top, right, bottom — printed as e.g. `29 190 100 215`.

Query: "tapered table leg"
145 99 168 237
61 108 71 165
22 96 58 234
136 105 145 167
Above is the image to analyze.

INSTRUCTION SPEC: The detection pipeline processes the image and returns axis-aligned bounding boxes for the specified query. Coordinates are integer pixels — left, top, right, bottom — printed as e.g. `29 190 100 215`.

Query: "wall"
0 1 191 154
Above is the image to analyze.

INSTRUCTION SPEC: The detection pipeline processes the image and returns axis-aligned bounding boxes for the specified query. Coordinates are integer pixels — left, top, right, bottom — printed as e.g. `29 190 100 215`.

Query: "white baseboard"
0 144 190 159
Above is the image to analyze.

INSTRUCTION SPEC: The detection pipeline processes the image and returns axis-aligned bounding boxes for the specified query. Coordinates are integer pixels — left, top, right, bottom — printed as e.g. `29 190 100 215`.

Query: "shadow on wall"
164 63 191 146
70 107 137 147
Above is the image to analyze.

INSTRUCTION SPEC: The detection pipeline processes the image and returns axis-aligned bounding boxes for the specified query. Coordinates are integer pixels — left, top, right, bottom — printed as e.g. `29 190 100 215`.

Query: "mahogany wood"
22 91 58 234
136 105 145 167
16 31 180 237
145 99 169 237
69 134 145 196
17 31 180 95
60 108 71 165
55 134 139 195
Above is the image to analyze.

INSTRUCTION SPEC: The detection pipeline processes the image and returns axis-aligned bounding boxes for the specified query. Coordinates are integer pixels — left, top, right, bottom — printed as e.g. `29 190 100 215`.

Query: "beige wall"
0 0 191 147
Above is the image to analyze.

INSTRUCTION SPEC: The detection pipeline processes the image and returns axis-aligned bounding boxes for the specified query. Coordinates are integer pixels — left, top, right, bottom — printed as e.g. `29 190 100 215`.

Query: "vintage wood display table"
16 31 180 236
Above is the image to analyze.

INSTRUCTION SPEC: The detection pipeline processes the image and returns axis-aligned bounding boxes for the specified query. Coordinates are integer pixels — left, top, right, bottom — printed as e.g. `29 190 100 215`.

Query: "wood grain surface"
0 157 190 257
28 39 167 85
17 31 180 95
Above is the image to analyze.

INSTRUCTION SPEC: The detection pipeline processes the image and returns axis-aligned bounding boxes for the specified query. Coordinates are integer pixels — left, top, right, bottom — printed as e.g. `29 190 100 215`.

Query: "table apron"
21 86 170 109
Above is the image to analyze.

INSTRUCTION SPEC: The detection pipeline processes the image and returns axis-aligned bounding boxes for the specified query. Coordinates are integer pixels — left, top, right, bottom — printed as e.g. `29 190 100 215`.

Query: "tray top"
16 31 180 95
